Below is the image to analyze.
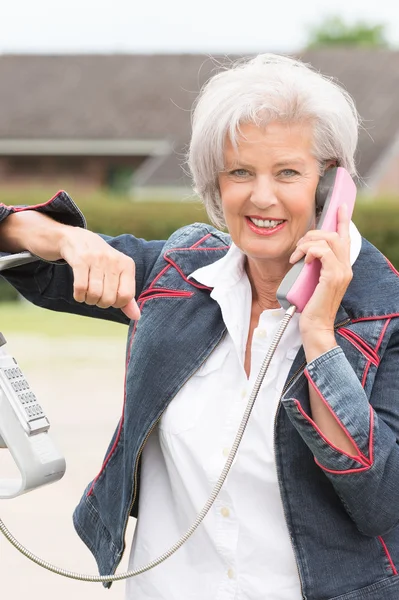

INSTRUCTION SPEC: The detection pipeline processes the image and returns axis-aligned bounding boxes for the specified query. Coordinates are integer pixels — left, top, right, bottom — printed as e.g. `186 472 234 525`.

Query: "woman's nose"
250 175 278 209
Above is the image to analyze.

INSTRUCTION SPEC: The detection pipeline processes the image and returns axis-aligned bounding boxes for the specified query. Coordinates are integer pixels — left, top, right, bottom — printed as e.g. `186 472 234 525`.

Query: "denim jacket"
2 192 399 600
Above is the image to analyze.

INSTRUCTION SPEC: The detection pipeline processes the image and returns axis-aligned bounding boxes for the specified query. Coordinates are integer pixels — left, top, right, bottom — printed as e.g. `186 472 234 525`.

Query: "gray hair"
187 53 360 228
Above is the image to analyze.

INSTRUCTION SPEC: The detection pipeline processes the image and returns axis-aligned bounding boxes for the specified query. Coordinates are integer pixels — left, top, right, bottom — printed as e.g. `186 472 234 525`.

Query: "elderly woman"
1 54 399 600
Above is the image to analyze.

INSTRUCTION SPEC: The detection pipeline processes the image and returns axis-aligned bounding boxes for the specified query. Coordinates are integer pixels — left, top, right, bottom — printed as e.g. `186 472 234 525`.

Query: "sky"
1 0 399 55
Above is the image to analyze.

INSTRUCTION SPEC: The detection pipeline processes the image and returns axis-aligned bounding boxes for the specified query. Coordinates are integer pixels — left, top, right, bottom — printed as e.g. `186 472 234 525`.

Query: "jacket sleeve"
0 192 165 325
282 324 399 537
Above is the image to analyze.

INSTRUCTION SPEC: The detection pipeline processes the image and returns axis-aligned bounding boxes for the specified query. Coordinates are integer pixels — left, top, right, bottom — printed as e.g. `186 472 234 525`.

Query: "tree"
306 16 389 48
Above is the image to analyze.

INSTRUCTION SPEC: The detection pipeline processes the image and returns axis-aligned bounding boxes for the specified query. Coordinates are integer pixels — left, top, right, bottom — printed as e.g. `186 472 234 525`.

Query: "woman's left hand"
289 204 353 337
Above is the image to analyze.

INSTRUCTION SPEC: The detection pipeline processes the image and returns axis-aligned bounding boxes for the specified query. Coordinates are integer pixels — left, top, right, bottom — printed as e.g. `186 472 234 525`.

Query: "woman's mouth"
245 216 287 236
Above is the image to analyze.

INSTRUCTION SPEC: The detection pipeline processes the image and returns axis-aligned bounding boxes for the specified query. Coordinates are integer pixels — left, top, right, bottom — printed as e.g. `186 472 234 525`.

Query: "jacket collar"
166 231 399 324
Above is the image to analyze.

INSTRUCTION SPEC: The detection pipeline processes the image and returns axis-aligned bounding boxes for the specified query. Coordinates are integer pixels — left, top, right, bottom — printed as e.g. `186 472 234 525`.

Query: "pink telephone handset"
277 167 357 313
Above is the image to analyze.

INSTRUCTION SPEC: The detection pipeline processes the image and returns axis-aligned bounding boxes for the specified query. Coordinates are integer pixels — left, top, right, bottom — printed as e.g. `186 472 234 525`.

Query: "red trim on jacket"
375 318 391 353
300 366 375 474
164 247 229 291
352 314 399 322
378 536 398 575
336 328 380 367
312 408 374 475
294 400 371 467
385 256 399 279
1 190 65 211
149 234 227 291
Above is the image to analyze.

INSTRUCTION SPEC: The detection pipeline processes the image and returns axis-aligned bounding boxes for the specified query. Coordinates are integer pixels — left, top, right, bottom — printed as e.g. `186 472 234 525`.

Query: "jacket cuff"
0 190 86 229
0 191 86 265
282 346 374 474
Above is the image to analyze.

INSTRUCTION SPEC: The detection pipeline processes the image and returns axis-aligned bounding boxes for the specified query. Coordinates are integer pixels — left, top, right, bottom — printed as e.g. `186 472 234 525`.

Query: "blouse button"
254 328 267 339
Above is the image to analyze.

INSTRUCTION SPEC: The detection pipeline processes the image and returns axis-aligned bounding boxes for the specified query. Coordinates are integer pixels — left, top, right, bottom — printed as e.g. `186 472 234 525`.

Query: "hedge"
1 189 398 302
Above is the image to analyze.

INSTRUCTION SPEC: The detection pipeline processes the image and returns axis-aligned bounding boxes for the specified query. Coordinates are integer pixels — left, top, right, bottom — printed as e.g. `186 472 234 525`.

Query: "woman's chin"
238 239 289 263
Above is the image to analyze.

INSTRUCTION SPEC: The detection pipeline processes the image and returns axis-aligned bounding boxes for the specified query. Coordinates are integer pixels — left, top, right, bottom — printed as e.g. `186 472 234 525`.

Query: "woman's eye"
279 169 300 177
229 169 250 178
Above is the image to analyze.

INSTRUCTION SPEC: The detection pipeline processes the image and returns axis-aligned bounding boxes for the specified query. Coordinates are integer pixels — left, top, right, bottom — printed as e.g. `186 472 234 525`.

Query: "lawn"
0 301 127 337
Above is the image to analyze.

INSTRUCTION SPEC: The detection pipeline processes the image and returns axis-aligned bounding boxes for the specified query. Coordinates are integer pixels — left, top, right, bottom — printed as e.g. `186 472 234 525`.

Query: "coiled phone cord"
0 305 296 583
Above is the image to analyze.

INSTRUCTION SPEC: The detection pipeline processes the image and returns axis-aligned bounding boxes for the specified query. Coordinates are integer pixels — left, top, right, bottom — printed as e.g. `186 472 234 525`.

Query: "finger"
113 264 136 308
290 239 332 264
302 243 351 285
116 266 141 320
337 203 350 240
303 243 353 288
73 262 90 303
122 300 141 321
297 230 341 245
289 247 306 264
85 264 105 305
303 244 334 265
295 232 348 262
96 267 120 309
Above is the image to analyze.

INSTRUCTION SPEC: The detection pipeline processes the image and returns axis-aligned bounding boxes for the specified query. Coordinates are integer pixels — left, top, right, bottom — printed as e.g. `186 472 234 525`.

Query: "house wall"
0 155 148 191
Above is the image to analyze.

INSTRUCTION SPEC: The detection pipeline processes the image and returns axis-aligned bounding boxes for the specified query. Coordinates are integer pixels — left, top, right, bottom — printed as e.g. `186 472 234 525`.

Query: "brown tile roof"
0 54 219 141
0 50 398 186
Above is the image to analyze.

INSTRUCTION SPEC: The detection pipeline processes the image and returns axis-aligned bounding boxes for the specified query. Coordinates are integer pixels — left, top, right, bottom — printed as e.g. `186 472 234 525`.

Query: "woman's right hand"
58 226 140 320
0 211 140 320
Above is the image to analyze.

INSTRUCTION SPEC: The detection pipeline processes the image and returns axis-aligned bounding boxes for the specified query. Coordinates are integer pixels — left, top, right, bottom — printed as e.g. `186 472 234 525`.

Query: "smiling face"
218 121 322 277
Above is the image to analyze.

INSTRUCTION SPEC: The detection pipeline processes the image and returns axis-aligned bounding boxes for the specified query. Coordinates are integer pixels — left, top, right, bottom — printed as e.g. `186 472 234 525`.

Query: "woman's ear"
324 159 338 172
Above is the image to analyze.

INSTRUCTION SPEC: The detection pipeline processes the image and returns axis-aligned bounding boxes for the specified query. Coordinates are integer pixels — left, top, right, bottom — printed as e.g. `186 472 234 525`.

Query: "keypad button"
2 363 41 419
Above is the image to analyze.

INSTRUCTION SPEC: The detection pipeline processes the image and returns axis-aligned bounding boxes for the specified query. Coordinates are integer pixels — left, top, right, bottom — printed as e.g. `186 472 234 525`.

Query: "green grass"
0 302 127 337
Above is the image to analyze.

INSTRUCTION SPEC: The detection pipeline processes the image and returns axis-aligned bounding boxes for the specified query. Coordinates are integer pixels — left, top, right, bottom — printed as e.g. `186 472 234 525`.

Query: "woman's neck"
245 257 290 311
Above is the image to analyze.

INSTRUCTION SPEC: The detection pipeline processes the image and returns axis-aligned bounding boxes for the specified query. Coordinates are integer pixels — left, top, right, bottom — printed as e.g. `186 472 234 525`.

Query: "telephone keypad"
0 343 50 436
4 367 22 380
2 366 45 424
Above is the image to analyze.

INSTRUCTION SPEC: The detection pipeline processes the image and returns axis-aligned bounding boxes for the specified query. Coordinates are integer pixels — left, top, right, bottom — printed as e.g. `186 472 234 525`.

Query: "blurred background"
1 0 399 598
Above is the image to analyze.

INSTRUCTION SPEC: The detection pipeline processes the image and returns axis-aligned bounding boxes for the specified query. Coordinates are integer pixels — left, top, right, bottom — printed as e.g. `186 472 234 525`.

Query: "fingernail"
122 300 141 320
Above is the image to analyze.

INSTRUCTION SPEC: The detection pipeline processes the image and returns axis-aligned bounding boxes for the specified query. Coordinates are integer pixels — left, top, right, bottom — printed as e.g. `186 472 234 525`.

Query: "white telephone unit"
0 252 66 499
